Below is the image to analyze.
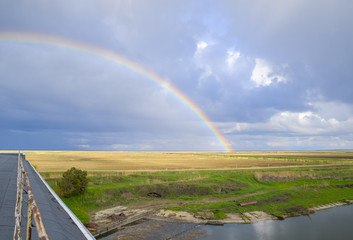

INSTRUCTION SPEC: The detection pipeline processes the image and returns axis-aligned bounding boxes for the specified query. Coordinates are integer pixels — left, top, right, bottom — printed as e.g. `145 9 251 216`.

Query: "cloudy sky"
1 0 353 151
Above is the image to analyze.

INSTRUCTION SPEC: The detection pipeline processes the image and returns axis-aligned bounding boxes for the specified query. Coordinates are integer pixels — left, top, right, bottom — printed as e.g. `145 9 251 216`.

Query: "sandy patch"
91 206 150 227
153 209 277 224
155 209 204 223
243 211 277 222
224 213 245 223
224 211 276 223
308 201 348 211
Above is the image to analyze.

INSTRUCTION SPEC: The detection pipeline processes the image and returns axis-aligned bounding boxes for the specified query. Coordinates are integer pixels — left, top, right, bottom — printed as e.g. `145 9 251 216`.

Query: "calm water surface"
199 204 353 240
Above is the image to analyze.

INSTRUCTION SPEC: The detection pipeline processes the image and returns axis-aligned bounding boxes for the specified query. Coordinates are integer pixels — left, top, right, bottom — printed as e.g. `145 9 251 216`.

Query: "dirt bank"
91 200 353 233
91 207 277 239
154 209 277 224
91 206 150 228
91 205 278 232
308 200 353 211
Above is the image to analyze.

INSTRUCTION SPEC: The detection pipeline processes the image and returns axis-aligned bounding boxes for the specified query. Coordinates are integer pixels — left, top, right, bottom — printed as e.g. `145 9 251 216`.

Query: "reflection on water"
200 204 353 240
253 221 276 240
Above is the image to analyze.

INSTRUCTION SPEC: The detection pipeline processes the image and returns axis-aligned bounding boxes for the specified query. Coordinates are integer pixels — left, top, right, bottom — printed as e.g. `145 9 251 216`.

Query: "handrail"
13 153 50 240
13 153 25 240
23 170 50 240
28 162 96 240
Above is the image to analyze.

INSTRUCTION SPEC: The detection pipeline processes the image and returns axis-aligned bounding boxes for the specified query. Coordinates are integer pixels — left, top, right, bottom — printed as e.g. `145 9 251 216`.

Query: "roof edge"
24 154 95 240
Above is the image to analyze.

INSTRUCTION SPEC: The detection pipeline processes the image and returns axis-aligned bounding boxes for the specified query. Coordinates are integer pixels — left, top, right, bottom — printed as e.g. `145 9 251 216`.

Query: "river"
198 204 353 240
100 204 353 240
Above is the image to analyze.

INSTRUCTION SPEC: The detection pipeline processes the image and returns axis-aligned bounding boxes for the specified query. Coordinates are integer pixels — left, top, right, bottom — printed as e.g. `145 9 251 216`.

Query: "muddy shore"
90 199 353 239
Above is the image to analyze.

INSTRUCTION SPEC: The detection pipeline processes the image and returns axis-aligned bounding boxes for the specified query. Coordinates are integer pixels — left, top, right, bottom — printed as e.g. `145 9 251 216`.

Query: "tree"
57 167 88 197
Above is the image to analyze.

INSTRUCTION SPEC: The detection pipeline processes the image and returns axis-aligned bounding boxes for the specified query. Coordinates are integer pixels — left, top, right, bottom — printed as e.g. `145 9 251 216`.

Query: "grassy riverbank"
43 162 353 223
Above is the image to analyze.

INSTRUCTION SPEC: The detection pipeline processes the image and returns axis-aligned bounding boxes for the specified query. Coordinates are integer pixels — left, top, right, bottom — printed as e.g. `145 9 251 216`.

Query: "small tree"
57 167 88 197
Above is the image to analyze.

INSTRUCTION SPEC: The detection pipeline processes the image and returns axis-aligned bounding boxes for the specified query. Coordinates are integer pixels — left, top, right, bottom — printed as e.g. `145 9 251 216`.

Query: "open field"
2 150 353 172
44 163 353 224
3 150 352 228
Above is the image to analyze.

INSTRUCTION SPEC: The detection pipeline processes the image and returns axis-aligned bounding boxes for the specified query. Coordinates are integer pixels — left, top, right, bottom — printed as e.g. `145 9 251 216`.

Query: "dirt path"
184 189 276 205
124 189 277 211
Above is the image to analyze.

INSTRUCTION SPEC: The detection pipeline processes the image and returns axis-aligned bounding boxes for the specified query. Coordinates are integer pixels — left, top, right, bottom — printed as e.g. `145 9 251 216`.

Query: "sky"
1 0 353 151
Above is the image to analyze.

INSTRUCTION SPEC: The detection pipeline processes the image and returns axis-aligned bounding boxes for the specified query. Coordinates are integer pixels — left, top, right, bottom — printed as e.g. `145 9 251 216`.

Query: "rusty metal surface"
29 165 95 240
22 159 93 240
24 170 50 240
1 153 93 240
26 201 33 240
14 153 25 240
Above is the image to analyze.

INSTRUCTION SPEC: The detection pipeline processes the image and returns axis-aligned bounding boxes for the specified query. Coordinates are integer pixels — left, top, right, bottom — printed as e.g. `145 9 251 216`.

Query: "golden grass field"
2 150 353 172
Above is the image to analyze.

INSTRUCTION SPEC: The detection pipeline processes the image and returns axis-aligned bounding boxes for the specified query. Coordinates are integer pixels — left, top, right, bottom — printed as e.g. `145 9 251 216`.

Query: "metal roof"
0 153 18 239
0 153 95 240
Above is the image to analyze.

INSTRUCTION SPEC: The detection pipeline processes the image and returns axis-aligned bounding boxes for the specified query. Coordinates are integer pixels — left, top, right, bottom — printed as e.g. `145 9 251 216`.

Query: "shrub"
57 167 88 197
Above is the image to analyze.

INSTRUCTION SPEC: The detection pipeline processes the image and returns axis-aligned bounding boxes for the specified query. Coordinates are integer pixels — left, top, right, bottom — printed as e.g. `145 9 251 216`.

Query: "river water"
99 204 353 240
198 204 353 240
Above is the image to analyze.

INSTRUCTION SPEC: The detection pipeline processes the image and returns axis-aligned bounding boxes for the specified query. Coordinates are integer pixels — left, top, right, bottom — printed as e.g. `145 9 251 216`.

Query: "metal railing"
13 153 25 239
23 170 49 240
13 153 50 240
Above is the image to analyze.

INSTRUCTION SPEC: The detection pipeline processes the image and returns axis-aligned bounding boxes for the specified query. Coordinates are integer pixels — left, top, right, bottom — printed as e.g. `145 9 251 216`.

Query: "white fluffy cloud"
268 111 342 134
221 99 353 134
224 108 353 136
251 58 287 87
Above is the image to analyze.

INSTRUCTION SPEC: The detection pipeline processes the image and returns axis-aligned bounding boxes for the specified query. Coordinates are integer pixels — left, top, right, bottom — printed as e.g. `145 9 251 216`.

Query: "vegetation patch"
134 183 214 197
257 193 292 205
39 151 353 223
336 184 353 188
284 205 309 216
57 167 88 197
214 211 227 220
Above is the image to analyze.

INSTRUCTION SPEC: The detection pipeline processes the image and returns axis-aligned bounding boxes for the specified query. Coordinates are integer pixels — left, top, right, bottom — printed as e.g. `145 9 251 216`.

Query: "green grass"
45 164 353 223
214 211 227 220
166 180 353 218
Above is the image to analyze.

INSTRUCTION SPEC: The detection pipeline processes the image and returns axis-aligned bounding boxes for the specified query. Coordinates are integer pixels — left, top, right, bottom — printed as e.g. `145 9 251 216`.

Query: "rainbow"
0 31 232 152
